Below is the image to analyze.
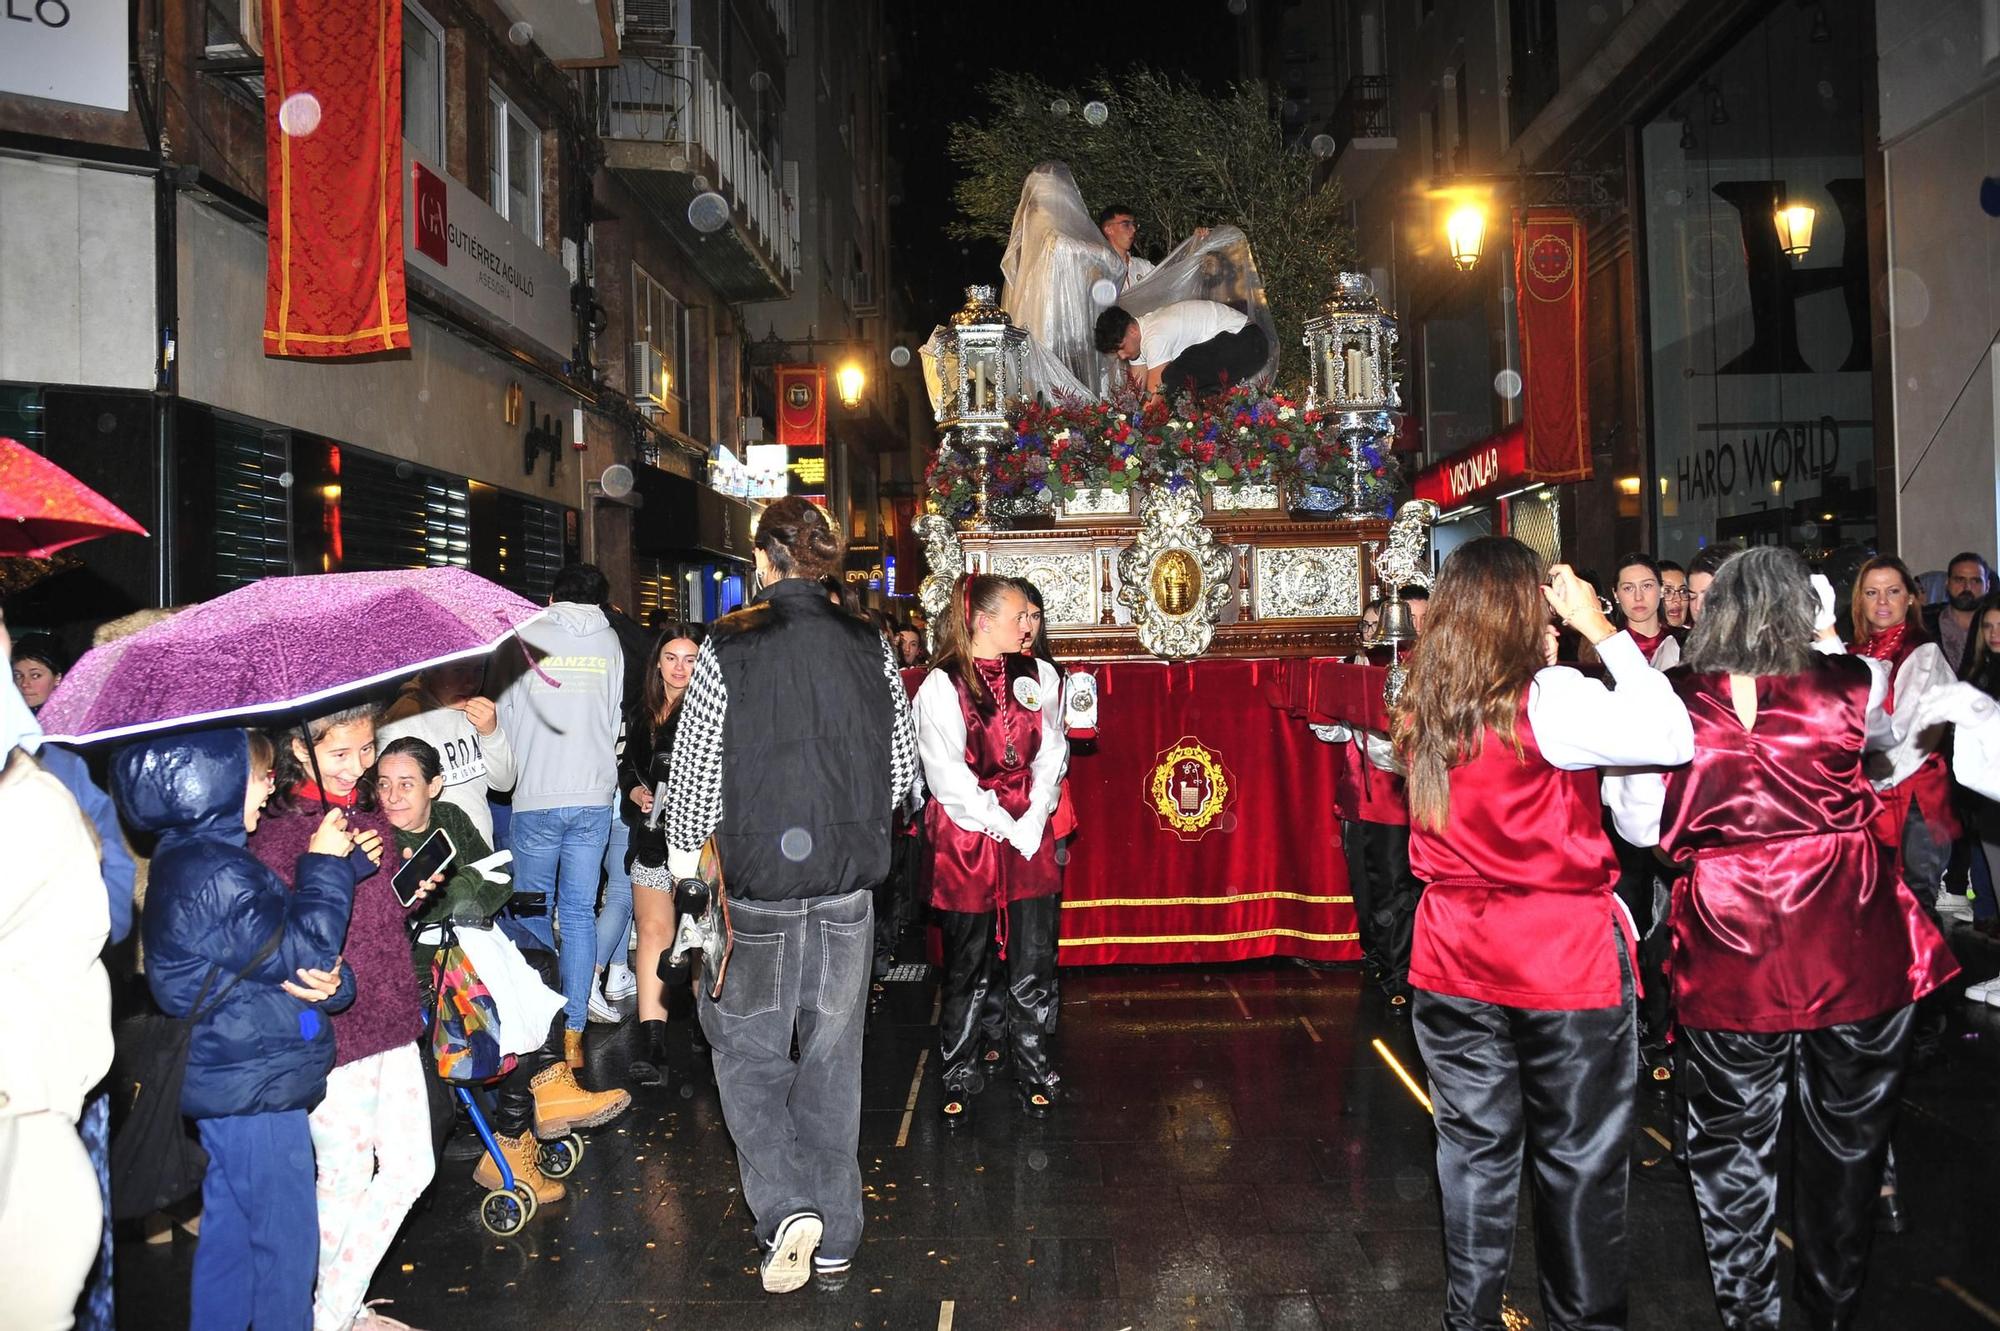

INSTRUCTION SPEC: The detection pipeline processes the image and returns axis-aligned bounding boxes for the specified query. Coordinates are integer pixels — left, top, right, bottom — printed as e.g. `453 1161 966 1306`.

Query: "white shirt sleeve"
914 670 1019 841
1527 631 1695 770
1010 661 1070 858
1934 687 2000 799
1866 643 1956 787
1603 770 1669 848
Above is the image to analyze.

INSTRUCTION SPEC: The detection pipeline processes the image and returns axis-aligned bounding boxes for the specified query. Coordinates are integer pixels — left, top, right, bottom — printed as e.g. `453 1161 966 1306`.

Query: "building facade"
1873 0 2000 571
1 0 918 652
1295 0 1889 580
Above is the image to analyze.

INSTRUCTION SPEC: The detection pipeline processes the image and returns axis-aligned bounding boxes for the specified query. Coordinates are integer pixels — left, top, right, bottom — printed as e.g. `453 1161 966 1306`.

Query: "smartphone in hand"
392 828 455 908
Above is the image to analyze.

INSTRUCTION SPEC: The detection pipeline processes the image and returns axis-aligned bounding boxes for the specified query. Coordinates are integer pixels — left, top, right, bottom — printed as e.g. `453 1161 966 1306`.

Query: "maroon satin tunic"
926 655 1062 915
1409 706 1629 1010
1660 657 1957 1032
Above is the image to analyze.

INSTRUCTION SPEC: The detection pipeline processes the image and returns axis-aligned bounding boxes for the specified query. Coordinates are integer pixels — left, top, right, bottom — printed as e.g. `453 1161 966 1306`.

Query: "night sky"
883 0 1252 335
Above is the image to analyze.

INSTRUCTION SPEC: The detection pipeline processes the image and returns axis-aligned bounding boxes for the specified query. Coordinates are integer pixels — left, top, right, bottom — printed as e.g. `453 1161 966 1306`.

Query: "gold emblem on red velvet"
1147 737 1234 841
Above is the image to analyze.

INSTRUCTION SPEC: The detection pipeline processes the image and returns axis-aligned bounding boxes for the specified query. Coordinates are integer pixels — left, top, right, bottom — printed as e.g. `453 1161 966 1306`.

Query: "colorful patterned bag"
430 930 515 1082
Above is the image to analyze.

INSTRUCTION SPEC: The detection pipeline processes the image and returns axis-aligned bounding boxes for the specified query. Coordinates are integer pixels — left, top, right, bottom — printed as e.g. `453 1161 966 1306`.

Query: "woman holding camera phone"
619 625 706 1086
377 736 628 1206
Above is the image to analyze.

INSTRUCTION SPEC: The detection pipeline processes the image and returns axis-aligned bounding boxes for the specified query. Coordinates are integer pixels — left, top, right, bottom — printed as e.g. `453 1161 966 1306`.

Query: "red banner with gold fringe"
262 0 410 358
1514 208 1590 482
1058 659 1358 965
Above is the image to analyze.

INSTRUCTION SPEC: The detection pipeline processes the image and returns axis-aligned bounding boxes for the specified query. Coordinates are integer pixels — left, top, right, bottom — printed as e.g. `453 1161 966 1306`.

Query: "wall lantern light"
1446 204 1487 271
1774 202 1816 258
835 361 866 408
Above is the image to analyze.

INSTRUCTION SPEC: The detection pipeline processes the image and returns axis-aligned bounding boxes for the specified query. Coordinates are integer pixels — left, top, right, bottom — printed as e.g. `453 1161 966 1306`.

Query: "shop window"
633 266 698 438
403 3 446 164
489 86 543 243
1509 0 1560 132
632 556 683 629
210 418 292 589
1640 0 1874 563
494 491 565 601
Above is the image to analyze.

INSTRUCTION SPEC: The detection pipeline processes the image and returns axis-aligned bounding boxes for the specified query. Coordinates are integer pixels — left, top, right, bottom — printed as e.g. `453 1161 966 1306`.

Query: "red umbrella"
0 436 149 558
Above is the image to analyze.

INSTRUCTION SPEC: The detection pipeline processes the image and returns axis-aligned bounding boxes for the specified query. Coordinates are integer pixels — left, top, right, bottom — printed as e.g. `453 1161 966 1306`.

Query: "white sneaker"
760 1211 823 1294
603 962 638 1001
1936 888 1975 921
1968 978 1999 1004
586 980 623 1025
1986 982 2000 1009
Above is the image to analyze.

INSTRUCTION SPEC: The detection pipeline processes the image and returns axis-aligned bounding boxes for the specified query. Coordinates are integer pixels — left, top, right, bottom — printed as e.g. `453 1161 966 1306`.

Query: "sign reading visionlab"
0 0 130 111
404 146 573 362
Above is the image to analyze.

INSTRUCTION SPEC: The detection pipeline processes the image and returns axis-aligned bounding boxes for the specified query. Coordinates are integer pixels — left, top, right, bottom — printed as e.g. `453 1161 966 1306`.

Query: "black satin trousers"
1679 1005 1914 1330
1347 819 1422 992
1413 939 1637 1331
938 896 1060 1093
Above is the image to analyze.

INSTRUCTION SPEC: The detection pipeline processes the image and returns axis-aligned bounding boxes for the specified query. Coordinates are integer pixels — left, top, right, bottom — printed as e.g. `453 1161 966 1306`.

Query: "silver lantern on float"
1302 272 1401 518
1374 499 1438 706
933 284 1029 531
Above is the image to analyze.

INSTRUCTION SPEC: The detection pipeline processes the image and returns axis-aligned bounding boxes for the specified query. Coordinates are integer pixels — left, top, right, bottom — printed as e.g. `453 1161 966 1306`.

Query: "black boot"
629 1020 670 1088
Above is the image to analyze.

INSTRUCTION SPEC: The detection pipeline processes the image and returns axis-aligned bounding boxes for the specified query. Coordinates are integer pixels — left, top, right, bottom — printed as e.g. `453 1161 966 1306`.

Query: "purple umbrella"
37 567 547 744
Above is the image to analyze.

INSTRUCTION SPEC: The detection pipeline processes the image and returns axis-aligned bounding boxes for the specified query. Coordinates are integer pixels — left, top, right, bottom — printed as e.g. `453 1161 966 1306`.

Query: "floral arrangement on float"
923 383 1401 525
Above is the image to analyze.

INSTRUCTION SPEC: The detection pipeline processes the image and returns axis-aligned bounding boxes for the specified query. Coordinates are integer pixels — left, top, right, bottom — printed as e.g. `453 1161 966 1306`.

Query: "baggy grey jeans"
697 888 873 1259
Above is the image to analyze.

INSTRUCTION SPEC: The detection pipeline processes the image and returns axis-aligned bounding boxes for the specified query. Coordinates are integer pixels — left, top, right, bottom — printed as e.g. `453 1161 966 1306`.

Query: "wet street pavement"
118 931 2000 1330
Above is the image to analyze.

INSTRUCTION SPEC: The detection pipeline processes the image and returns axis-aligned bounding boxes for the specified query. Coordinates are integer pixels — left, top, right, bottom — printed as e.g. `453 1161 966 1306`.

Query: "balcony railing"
1331 75 1395 145
596 46 800 288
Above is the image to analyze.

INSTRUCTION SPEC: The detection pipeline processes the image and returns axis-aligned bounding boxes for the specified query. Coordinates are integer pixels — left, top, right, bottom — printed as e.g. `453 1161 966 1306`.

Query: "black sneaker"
759 1212 822 1294
812 1255 853 1292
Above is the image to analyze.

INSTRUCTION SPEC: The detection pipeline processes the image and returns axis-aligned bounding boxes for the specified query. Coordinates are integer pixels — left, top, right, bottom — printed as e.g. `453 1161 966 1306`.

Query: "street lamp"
1446 204 1487 271
835 361 866 408
1773 202 1815 259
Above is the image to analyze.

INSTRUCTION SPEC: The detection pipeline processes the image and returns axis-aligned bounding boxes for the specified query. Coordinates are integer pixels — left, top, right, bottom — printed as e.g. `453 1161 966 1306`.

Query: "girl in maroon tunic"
1390 537 1693 1331
1613 547 1957 1330
915 574 1067 1125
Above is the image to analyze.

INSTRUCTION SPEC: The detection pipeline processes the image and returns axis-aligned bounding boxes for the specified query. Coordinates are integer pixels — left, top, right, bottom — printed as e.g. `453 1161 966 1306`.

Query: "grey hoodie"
495 601 625 812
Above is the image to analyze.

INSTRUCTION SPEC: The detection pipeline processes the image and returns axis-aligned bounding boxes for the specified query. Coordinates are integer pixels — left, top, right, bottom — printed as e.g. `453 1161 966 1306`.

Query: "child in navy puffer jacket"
116 729 365 1331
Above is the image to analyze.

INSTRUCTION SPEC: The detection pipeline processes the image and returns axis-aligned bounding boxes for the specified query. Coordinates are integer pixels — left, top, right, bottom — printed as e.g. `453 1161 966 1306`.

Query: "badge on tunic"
1062 669 1099 736
1146 737 1234 841
1012 674 1042 710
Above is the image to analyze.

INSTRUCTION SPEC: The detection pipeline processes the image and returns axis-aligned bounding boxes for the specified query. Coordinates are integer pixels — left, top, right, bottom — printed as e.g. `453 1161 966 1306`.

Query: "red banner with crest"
1057 659 1358 965
262 0 410 358
1514 208 1589 482
775 365 826 446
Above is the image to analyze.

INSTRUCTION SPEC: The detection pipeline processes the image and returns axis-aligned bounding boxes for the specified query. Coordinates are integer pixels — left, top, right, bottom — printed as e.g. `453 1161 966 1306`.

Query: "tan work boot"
564 1028 585 1069
472 1130 566 1205
530 1061 632 1139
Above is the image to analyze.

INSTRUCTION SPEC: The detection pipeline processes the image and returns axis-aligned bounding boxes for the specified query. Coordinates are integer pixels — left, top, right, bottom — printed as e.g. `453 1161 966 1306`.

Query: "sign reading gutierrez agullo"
0 0 130 112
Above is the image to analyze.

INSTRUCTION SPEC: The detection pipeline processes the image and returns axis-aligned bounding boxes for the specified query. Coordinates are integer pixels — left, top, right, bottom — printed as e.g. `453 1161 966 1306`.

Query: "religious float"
917 272 1436 966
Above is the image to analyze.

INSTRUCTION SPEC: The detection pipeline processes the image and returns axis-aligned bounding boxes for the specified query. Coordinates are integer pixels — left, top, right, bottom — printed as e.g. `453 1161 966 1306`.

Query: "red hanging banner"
262 0 410 358
774 365 826 446
1514 208 1590 482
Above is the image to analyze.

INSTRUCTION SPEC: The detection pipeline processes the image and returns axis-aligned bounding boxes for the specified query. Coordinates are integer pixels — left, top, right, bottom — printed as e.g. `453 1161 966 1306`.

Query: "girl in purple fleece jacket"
251 704 439 1331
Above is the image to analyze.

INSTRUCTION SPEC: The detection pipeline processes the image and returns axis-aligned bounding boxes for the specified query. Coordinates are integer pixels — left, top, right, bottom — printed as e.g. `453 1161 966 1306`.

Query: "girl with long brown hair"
1851 555 1967 924
916 573 1068 1127
1387 536 1692 1331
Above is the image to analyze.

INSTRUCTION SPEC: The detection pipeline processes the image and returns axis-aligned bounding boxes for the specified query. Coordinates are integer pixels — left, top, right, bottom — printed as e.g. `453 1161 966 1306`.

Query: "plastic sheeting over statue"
923 162 1279 411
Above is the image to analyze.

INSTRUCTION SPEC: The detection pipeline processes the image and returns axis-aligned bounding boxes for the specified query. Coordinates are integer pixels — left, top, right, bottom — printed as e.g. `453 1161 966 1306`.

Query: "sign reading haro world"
0 0 130 111
403 146 574 363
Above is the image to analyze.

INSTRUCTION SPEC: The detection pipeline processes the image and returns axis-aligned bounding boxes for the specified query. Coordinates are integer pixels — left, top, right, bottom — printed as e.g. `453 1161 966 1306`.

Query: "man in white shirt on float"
1094 300 1269 399
1096 204 1154 290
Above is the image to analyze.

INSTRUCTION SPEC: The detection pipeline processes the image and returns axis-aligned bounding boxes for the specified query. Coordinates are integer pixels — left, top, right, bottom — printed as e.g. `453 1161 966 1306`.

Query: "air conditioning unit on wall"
630 342 668 413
